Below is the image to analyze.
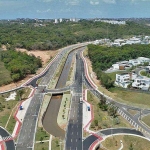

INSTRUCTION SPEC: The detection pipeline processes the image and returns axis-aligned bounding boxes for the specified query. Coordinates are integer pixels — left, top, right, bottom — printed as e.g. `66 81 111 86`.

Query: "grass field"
142 115 150 127
0 61 12 86
87 91 132 131
0 88 31 132
109 87 150 108
101 135 150 150
35 127 50 141
34 142 49 150
107 71 128 81
0 93 18 127
51 137 64 150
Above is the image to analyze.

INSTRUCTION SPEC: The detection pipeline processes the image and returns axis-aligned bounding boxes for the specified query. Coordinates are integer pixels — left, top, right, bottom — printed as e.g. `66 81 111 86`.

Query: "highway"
16 92 44 150
2 42 150 150
65 48 84 150
15 44 87 150
15 46 71 150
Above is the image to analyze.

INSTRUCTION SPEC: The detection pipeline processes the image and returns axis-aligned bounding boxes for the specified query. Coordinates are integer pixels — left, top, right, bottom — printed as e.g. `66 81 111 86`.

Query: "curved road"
0 127 15 150
83 128 144 150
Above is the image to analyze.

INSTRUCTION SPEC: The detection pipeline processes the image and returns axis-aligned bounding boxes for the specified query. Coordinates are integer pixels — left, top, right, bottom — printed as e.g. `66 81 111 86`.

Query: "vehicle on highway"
80 97 83 103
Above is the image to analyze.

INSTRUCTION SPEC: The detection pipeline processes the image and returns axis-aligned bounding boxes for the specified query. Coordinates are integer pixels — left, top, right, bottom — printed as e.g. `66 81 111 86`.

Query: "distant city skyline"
0 0 150 19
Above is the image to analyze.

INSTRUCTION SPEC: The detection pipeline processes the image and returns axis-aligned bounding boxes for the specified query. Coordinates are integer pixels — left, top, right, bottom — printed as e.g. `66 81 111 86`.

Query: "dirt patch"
16 48 59 65
85 57 100 85
0 48 59 92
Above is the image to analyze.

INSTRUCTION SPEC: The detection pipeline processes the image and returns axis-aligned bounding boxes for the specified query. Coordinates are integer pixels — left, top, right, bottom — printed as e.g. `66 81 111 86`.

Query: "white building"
59 18 63 23
137 57 150 64
129 59 140 66
126 37 141 45
100 20 126 25
54 19 58 24
112 61 129 70
115 72 137 88
132 77 150 90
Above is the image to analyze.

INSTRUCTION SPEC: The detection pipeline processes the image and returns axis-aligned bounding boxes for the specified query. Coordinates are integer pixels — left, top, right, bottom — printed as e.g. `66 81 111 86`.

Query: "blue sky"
0 0 150 19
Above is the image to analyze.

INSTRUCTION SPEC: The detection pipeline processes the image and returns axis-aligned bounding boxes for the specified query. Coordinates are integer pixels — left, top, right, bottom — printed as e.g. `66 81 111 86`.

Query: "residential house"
129 59 140 66
112 61 129 70
137 57 150 64
115 72 137 88
132 77 150 91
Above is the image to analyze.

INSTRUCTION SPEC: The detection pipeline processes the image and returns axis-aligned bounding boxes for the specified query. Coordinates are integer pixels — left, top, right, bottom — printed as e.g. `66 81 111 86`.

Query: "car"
87 106 90 111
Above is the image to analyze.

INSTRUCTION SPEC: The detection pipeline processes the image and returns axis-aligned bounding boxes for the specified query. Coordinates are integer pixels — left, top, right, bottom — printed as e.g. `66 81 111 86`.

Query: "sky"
0 0 150 19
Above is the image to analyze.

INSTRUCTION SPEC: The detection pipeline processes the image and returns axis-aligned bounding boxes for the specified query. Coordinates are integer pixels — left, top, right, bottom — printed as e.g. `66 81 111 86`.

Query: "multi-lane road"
65 49 84 150
1 43 150 150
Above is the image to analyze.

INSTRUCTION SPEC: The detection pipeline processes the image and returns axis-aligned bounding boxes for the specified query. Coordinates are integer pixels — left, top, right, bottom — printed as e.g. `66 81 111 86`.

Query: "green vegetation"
35 127 49 141
88 44 150 71
0 50 42 83
34 142 49 150
87 44 150 88
1 21 150 50
142 115 150 127
101 135 150 150
141 70 150 78
87 91 132 130
109 87 150 108
51 137 63 150
57 94 71 128
0 93 18 127
107 71 128 82
0 61 13 86
6 116 16 134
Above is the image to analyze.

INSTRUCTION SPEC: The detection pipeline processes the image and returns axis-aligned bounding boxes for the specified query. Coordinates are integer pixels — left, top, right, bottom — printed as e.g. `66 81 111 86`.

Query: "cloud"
103 0 116 4
38 0 53 2
37 8 51 13
65 0 80 5
90 0 99 5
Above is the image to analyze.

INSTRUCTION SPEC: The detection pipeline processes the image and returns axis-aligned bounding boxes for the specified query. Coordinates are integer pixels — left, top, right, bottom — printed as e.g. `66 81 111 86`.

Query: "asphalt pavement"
16 92 44 150
0 127 15 150
65 48 85 150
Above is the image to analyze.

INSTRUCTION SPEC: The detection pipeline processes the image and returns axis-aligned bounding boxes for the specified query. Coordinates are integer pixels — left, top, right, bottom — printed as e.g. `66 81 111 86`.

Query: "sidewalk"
82 89 95 134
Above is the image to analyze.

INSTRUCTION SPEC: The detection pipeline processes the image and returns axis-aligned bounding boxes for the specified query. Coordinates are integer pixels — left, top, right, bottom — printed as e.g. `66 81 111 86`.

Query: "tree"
98 95 108 111
94 119 98 126
129 143 134 150
114 117 120 125
108 104 118 118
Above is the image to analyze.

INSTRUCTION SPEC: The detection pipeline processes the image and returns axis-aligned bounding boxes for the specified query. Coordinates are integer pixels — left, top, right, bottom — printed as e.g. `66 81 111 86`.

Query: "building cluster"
112 57 150 90
92 36 150 46
111 36 150 46
99 19 126 25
